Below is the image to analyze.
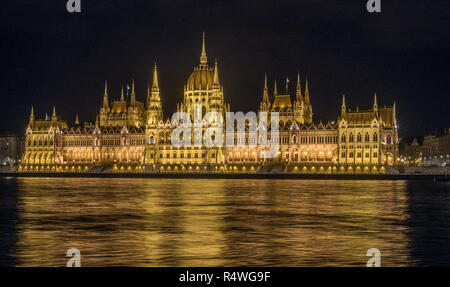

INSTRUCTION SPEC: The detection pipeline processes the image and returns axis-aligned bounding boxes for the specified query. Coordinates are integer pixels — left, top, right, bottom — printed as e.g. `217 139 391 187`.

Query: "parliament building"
19 34 399 174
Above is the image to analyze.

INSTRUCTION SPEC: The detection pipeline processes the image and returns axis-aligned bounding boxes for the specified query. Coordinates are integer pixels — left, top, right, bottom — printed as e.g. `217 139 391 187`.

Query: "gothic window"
365 133 370 142
349 152 354 158
357 152 362 158
386 134 392 144
349 133 354 142
373 152 378 158
373 133 378 142
357 133 362 142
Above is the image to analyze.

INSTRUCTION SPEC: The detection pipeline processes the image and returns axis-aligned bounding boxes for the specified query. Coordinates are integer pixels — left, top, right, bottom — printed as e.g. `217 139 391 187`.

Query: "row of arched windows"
27 139 54 147
341 132 378 143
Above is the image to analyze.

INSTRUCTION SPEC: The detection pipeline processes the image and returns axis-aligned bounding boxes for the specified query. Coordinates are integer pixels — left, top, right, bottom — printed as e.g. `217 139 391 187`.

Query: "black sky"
0 0 449 137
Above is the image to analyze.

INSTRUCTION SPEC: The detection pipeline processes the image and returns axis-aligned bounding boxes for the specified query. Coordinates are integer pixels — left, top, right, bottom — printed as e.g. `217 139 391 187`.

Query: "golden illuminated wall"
337 96 399 167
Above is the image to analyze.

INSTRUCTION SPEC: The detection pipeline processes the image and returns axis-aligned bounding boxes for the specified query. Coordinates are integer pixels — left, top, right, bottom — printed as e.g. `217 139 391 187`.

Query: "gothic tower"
146 63 163 126
293 73 304 123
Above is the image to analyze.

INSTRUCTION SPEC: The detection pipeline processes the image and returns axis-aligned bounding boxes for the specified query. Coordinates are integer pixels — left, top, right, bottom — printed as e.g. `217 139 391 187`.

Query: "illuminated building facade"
19 34 398 174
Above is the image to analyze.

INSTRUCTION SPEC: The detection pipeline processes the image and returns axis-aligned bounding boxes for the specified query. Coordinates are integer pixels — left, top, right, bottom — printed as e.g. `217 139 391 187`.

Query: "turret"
29 106 35 126
131 80 136 107
373 93 378 114
152 63 159 91
261 73 269 103
341 94 346 118
273 79 278 97
52 106 57 122
75 114 80 125
303 78 313 124
103 81 109 110
304 78 310 106
213 60 220 87
146 63 163 125
295 72 302 102
120 86 124 101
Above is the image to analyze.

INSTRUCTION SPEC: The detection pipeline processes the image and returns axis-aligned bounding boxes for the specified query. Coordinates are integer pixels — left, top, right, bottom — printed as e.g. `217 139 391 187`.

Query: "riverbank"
0 172 447 181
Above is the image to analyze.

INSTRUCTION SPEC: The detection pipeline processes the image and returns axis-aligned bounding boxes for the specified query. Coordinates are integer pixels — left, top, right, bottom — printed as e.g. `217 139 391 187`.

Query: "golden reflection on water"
14 178 412 266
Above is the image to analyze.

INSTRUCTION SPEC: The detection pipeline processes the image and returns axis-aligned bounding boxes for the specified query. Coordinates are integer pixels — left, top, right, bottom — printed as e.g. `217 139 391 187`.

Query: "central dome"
186 66 214 91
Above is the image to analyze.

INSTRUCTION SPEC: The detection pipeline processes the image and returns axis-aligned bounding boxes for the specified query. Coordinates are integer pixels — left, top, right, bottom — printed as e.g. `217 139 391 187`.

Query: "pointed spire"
262 73 269 103
52 106 57 122
120 86 124 101
213 59 220 86
296 72 302 101
341 94 346 118
152 62 159 90
304 78 310 105
75 114 80 125
373 93 378 112
131 80 136 107
200 32 207 66
29 106 35 124
103 81 109 109
273 79 278 97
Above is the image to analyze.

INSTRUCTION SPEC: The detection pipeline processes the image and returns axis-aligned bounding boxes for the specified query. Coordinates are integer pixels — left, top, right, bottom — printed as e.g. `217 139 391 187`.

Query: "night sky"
0 0 449 138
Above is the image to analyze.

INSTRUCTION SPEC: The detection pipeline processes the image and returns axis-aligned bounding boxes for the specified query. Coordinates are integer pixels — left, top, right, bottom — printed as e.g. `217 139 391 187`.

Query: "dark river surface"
0 177 449 266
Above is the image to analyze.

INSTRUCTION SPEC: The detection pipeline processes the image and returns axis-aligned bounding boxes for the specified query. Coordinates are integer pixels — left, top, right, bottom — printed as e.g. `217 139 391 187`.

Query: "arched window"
357 133 362 142
365 133 370 142
292 135 297 144
349 133 354 142
373 133 378 142
386 134 392 144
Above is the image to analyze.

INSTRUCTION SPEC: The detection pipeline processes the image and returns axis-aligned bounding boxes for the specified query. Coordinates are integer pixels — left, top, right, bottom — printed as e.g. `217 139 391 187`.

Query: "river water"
0 177 449 266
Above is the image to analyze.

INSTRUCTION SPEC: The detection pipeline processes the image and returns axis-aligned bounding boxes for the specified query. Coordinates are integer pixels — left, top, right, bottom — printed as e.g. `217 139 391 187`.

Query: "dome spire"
200 32 207 66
